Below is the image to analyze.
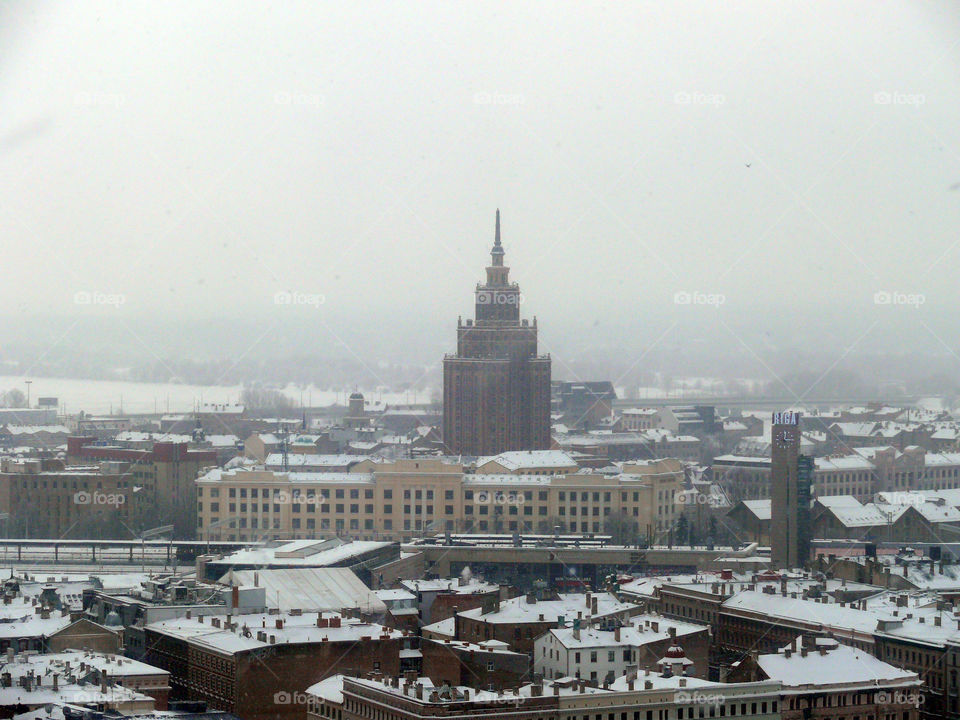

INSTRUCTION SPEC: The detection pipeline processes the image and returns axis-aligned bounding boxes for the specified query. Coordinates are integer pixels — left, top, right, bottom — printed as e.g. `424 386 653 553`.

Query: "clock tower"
770 411 811 569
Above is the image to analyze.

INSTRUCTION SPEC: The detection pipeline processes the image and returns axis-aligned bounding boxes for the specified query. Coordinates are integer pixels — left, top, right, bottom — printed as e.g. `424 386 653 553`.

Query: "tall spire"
491 208 505 266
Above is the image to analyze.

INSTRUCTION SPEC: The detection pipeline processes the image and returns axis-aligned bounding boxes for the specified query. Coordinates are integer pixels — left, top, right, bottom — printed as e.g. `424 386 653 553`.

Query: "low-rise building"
534 614 710 683
145 611 405 720
455 592 639 655
730 636 922 720
0 650 159 716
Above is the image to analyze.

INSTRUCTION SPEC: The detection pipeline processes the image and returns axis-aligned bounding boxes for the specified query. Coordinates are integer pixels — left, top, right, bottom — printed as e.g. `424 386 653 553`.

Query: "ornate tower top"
491 208 505 267
476 209 521 323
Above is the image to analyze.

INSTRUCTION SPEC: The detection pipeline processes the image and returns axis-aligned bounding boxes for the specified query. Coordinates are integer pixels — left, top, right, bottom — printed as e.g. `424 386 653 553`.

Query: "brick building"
454 592 638 655
145 611 404 720
442 211 551 455
420 637 529 689
67 435 217 538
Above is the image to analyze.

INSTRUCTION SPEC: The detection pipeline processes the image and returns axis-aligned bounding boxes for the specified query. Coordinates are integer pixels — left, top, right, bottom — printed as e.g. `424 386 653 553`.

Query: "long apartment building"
0 457 136 538
713 444 960 504
195 456 683 543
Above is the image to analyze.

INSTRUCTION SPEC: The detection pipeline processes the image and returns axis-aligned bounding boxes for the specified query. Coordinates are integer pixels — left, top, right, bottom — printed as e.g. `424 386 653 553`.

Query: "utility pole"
24 380 31 408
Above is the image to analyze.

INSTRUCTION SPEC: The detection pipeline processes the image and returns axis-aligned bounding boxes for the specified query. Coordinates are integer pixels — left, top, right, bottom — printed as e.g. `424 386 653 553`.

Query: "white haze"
2 1 960 389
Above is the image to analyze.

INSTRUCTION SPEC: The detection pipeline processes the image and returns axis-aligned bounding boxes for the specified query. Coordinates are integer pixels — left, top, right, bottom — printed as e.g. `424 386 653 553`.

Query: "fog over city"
3 1 960 399
7 6 960 717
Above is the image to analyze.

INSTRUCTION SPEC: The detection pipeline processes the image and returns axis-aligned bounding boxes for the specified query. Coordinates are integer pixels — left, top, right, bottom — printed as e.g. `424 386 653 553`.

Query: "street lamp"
0 514 9 562
137 524 174 572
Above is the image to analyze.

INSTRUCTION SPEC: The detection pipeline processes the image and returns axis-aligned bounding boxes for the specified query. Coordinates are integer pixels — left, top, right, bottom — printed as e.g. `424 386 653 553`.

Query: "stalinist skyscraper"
442 211 551 455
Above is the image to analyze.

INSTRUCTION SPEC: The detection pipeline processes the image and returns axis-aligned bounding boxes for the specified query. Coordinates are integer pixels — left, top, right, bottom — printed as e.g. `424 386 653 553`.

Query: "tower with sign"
771 411 810 568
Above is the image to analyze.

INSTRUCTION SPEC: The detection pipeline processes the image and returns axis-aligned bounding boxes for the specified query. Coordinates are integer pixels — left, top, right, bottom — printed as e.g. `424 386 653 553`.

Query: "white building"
534 614 709 684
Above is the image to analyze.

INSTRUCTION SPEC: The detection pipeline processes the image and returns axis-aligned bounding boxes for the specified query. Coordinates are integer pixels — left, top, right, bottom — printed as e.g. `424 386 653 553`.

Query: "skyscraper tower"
442 211 551 455
770 411 812 569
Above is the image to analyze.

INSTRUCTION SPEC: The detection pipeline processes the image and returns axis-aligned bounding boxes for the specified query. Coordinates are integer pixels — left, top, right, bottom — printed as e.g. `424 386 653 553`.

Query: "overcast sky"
3 1 960 373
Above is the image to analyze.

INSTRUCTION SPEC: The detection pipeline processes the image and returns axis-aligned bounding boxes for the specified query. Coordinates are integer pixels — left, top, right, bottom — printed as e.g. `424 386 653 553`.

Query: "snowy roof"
205 434 240 447
739 500 771 521
400 578 499 595
815 496 889 528
477 450 578 471
545 615 707 649
217 568 386 613
722 591 888 636
462 474 554 486
458 592 636 624
814 456 875 471
115 431 193 444
1 425 71 435
0 612 72 639
147 611 402 654
23 649 169 679
212 539 392 568
758 639 919 691
829 422 880 436
263 453 359 468
307 674 344 704
421 616 455 637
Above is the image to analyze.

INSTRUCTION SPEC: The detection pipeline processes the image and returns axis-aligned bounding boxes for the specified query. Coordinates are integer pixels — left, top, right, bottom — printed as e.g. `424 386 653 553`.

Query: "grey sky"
3 1 960 372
